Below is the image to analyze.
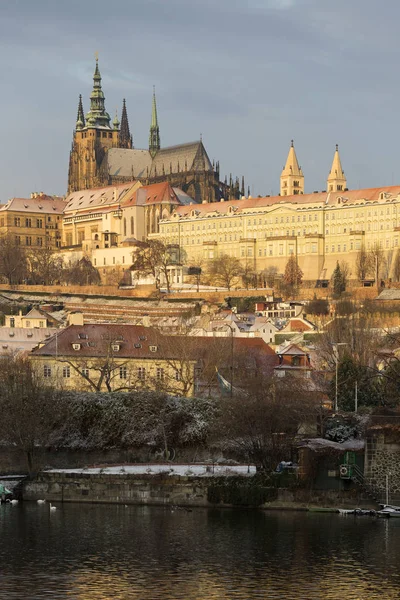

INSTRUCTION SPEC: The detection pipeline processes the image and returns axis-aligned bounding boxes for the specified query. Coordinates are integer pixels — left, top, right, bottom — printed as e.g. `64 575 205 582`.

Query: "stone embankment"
23 467 377 510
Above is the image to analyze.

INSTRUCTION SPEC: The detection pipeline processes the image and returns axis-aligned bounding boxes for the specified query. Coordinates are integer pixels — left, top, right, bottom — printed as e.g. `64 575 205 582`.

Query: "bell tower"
327 144 346 192
280 140 304 196
68 58 120 193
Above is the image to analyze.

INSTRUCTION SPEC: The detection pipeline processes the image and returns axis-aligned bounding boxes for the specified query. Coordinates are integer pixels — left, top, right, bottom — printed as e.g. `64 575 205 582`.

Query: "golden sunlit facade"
157 183 400 281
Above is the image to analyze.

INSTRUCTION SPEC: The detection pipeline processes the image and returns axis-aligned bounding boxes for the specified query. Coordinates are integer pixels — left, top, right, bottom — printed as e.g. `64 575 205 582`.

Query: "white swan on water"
37 499 46 504
50 503 57 511
10 499 18 505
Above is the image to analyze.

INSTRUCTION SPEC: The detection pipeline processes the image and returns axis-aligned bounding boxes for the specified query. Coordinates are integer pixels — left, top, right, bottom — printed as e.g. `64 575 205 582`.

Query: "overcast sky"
0 0 398 200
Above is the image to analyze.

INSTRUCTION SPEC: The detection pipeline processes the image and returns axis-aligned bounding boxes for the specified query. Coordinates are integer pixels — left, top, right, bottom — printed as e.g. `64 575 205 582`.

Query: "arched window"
123 218 127 237
130 216 134 236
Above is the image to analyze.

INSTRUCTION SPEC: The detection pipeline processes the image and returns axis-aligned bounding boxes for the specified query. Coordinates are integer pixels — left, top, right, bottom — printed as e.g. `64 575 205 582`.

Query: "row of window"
43 365 181 381
93 256 128 266
80 131 113 139
12 217 56 228
163 205 399 234
15 236 46 246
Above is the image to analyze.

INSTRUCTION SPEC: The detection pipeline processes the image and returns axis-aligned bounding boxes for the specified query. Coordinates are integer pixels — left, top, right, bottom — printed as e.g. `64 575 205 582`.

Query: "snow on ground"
46 464 257 477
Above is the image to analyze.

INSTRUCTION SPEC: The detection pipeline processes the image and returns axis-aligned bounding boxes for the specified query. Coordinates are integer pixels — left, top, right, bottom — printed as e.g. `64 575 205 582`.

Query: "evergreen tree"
283 255 303 288
332 261 346 298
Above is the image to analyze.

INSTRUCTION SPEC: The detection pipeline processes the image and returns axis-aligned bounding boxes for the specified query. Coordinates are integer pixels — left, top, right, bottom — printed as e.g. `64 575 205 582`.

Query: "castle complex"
0 58 399 286
154 145 400 282
67 59 242 203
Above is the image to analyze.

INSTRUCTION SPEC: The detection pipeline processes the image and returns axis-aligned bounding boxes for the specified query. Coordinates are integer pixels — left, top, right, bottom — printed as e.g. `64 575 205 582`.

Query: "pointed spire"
327 143 347 191
76 94 85 130
281 140 303 177
149 86 160 157
85 57 111 128
280 140 304 196
241 176 245 197
119 98 133 148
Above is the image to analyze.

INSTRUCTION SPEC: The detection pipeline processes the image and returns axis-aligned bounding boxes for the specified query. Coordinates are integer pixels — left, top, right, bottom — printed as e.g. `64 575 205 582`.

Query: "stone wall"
364 434 400 504
23 472 211 507
0 284 156 298
22 471 376 509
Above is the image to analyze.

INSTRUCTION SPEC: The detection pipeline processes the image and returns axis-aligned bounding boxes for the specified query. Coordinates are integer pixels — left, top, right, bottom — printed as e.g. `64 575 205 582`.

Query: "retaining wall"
22 471 376 509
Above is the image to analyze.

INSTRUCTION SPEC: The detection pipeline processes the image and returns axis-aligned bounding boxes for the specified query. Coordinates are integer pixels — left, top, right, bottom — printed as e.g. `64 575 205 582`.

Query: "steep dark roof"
150 141 212 176
105 141 212 180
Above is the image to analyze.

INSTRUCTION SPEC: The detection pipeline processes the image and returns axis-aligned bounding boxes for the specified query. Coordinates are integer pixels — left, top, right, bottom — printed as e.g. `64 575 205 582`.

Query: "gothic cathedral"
68 59 243 202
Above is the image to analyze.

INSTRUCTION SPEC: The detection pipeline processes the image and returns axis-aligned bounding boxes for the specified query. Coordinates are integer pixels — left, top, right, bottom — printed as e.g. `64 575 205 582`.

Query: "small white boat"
377 504 400 518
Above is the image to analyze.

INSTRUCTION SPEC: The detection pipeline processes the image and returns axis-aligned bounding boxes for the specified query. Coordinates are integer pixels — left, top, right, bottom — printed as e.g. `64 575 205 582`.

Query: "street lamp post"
225 322 235 398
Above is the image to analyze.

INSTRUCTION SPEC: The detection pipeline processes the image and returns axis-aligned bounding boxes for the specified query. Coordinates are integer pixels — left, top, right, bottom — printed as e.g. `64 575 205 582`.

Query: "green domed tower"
68 57 123 192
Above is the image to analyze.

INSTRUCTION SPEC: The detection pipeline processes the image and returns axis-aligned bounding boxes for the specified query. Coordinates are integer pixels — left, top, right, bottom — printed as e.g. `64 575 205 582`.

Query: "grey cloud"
0 0 399 200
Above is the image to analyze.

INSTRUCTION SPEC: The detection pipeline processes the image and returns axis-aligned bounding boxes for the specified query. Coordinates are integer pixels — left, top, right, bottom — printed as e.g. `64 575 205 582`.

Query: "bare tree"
132 239 179 293
144 333 198 397
368 243 385 284
393 249 400 282
208 253 243 290
315 308 379 374
241 261 257 289
187 259 203 292
382 249 394 281
215 376 319 470
355 247 372 282
339 260 351 288
62 256 101 286
0 235 28 284
0 354 66 473
56 341 134 393
27 247 65 285
262 265 279 288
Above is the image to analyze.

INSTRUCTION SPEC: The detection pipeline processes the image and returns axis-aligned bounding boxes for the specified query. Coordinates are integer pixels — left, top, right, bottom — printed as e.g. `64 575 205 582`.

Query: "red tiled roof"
122 182 180 207
170 184 400 219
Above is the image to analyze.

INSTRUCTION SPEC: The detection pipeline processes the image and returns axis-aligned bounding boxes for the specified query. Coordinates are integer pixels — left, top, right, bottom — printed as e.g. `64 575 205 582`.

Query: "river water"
0 503 399 600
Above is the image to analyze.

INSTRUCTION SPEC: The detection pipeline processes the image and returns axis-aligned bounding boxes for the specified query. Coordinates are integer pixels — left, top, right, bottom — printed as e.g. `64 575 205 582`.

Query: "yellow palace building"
155 143 400 282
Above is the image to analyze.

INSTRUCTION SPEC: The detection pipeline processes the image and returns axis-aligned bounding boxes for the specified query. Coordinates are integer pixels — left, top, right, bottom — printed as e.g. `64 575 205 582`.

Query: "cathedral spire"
280 140 304 196
149 86 160 158
76 94 85 130
85 57 111 128
119 98 133 148
327 144 347 192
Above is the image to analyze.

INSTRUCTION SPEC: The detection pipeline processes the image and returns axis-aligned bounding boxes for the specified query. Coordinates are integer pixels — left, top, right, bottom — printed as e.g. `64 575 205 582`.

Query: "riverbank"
22 465 378 511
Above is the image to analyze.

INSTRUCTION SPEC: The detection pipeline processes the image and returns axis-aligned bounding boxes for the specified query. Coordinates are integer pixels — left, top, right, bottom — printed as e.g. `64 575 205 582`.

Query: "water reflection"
0 504 399 599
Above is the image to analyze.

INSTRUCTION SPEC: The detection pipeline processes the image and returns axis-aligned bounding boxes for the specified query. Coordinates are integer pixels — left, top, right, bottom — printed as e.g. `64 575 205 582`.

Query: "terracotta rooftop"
167 185 400 220
122 182 182 208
